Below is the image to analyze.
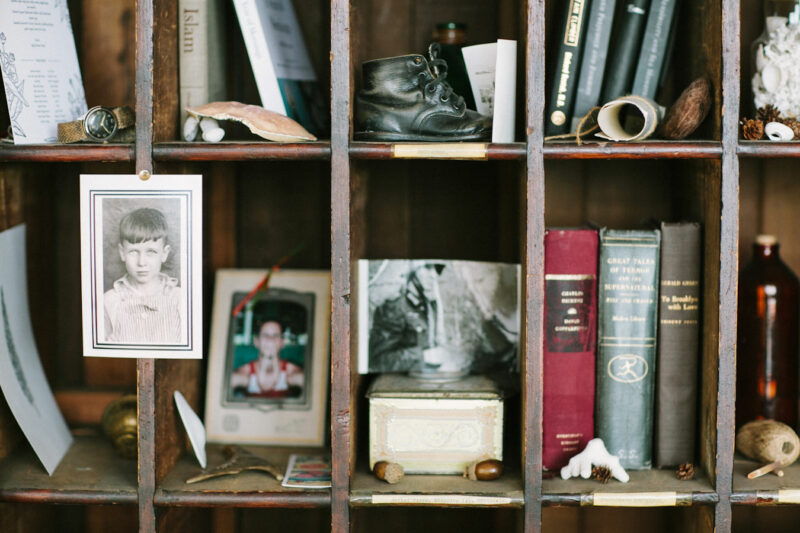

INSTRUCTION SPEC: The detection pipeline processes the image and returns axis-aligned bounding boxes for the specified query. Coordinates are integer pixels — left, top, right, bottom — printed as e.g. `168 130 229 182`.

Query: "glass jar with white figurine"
752 0 800 122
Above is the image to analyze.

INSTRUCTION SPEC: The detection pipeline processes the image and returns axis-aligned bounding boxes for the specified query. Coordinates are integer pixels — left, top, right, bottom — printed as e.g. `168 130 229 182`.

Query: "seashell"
199 117 225 143
761 63 783 93
183 115 199 141
736 420 800 465
187 101 316 142
765 121 794 141
464 459 504 481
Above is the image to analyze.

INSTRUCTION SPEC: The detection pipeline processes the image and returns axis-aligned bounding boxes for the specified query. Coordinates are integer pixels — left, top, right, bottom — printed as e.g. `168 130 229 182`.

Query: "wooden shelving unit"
2 0 800 531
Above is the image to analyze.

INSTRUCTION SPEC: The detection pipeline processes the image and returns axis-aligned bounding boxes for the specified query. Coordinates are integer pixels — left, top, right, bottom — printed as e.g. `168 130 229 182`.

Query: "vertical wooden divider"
331 0 352 531
135 0 156 531
716 0 740 530
525 1 545 532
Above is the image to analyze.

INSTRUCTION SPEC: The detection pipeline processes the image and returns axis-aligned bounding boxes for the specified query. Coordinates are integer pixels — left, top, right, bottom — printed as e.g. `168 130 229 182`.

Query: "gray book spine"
655 222 701 466
631 0 678 99
571 0 618 131
596 228 661 469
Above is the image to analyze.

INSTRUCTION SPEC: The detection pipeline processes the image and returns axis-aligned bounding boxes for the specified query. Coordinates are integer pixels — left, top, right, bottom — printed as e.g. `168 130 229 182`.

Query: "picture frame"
80 174 203 359
205 269 330 446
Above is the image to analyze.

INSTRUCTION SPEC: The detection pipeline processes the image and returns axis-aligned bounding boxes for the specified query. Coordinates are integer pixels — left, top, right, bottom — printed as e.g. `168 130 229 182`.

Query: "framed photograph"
80 174 202 358
357 259 520 376
205 269 330 446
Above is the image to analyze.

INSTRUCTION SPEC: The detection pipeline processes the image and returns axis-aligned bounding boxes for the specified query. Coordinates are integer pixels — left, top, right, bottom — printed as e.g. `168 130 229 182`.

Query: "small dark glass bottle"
432 22 476 111
736 235 800 430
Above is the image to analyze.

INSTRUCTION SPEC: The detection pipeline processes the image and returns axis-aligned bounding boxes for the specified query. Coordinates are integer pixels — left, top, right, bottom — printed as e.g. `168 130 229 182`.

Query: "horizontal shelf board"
731 457 800 504
738 141 800 157
0 143 134 162
152 141 331 161
154 445 330 508
542 468 716 507
543 141 722 159
349 466 523 507
0 434 137 505
349 142 526 160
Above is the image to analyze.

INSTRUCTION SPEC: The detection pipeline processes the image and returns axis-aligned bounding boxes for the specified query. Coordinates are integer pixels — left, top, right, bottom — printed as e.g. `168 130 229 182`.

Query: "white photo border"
205 269 330 446
80 174 203 359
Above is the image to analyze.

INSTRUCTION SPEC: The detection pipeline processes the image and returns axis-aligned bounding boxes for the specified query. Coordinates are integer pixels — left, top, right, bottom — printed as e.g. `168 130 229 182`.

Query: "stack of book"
543 223 701 471
545 0 679 136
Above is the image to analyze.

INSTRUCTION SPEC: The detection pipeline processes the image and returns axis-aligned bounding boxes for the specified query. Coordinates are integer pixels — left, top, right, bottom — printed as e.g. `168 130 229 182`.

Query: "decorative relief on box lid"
366 374 505 399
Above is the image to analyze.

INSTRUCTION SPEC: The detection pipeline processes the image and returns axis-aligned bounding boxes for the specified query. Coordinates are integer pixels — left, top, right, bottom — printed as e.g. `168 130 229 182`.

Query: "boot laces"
422 43 464 110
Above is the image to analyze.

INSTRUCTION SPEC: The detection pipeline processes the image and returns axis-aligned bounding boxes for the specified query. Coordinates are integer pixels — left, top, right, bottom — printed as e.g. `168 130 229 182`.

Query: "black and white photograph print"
357 259 521 376
80 174 203 359
205 270 330 446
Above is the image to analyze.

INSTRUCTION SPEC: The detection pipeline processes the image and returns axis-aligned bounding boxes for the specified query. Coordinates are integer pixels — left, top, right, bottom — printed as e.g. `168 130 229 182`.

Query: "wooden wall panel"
760 160 800 274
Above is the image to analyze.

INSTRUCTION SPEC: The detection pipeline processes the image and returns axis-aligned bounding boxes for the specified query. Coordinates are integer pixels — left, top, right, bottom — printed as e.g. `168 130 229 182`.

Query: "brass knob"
101 394 138 459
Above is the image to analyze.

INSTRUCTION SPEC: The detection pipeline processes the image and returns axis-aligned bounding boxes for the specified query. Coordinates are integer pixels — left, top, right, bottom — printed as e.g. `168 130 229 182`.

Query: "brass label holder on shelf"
392 143 489 160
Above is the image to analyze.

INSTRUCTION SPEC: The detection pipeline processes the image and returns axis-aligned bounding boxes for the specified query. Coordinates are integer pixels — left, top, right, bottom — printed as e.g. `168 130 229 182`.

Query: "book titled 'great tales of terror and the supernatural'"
545 0 591 136
656 222 701 467
595 228 660 470
543 229 598 470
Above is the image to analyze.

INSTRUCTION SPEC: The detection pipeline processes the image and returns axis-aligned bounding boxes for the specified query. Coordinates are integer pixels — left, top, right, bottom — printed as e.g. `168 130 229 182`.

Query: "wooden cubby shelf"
730 459 800 505
542 141 723 160
0 144 134 163
0 434 137 505
737 142 800 158
348 142 527 160
541 470 718 508
153 445 331 508
152 142 332 162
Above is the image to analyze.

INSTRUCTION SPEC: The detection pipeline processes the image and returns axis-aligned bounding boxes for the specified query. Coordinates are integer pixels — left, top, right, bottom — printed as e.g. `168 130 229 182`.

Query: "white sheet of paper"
174 390 207 469
80 174 203 358
0 0 87 144
492 39 517 143
0 225 72 475
461 42 497 118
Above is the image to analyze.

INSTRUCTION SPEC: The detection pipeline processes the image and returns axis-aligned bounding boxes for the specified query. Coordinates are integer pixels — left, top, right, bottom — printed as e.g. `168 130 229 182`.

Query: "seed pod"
464 459 503 481
736 420 800 466
373 461 404 484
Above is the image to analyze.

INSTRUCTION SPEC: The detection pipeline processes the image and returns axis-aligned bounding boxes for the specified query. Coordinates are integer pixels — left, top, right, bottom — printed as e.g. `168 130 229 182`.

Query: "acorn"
464 459 504 481
373 461 404 484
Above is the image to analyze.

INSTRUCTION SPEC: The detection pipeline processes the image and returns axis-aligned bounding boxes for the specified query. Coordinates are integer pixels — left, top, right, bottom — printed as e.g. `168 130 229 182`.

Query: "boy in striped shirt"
103 207 182 344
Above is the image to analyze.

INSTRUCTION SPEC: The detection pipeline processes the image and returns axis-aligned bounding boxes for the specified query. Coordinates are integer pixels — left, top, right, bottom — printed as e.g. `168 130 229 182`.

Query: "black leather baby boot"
355 43 491 141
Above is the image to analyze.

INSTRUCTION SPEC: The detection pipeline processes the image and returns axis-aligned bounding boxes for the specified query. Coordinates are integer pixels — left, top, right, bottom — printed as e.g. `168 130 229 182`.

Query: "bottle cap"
756 234 778 246
435 22 466 30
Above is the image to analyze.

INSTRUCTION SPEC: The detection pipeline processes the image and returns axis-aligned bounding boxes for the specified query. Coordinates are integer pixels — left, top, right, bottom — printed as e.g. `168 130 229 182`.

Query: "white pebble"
183 116 199 141
765 121 794 141
199 117 225 143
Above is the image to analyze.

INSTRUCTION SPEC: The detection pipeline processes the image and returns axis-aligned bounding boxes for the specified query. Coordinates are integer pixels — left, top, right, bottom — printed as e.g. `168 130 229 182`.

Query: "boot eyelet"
441 95 449 102
413 57 422 65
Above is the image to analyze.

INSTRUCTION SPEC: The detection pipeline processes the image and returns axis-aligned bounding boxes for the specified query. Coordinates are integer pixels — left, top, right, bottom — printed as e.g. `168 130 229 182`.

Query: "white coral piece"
752 20 800 118
560 438 630 483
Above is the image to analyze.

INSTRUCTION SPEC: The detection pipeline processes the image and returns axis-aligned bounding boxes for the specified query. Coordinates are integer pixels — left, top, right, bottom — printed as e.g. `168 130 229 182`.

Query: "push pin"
138 169 151 181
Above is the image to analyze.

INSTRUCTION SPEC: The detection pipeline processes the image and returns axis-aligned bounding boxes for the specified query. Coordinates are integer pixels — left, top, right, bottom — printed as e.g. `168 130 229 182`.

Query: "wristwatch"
57 106 135 143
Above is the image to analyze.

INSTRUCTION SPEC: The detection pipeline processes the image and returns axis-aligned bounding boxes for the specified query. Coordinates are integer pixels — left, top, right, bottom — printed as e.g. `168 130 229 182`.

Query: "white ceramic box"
367 374 504 474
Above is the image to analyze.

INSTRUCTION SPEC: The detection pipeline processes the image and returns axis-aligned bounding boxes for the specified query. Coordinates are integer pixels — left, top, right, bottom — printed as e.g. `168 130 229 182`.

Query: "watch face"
84 107 117 141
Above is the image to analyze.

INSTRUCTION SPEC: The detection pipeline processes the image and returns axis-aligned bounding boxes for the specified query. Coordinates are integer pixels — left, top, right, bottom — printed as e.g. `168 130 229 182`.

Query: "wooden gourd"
735 420 800 465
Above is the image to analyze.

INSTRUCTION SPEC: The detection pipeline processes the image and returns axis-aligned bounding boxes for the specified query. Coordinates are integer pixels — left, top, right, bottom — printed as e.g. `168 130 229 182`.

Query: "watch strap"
57 106 136 144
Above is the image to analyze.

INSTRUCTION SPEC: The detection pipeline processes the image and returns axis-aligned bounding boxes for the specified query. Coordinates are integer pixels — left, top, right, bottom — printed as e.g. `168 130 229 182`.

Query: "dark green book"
596 228 661 469
600 0 651 103
631 0 678 100
545 0 592 136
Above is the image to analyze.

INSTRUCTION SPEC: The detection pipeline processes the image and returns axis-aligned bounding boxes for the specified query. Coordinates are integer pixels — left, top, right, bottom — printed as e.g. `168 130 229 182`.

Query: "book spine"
600 0 651 103
545 0 592 136
179 0 209 125
631 0 678 100
571 0 618 131
656 222 700 466
543 229 598 470
596 228 660 469
232 0 286 115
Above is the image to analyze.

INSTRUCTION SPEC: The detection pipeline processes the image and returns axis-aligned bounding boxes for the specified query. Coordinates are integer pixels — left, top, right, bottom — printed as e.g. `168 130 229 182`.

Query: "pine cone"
592 465 613 484
758 104 782 123
742 118 765 140
676 463 696 481
780 118 800 139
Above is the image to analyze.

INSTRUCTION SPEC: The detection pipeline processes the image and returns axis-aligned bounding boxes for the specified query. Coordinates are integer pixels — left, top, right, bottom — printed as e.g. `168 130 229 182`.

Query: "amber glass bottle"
432 22 476 111
736 235 800 430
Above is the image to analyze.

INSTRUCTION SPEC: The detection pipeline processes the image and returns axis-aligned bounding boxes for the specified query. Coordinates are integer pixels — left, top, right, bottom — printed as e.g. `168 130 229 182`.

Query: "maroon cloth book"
543 228 598 470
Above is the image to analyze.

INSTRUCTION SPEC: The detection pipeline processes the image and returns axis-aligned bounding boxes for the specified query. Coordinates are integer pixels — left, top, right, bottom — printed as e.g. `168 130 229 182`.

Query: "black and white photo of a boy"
103 207 181 344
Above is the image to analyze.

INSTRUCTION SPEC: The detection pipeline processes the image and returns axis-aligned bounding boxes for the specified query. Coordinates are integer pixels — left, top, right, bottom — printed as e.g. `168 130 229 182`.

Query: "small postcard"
0 225 72 475
80 174 203 358
281 454 331 488
0 1 87 143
